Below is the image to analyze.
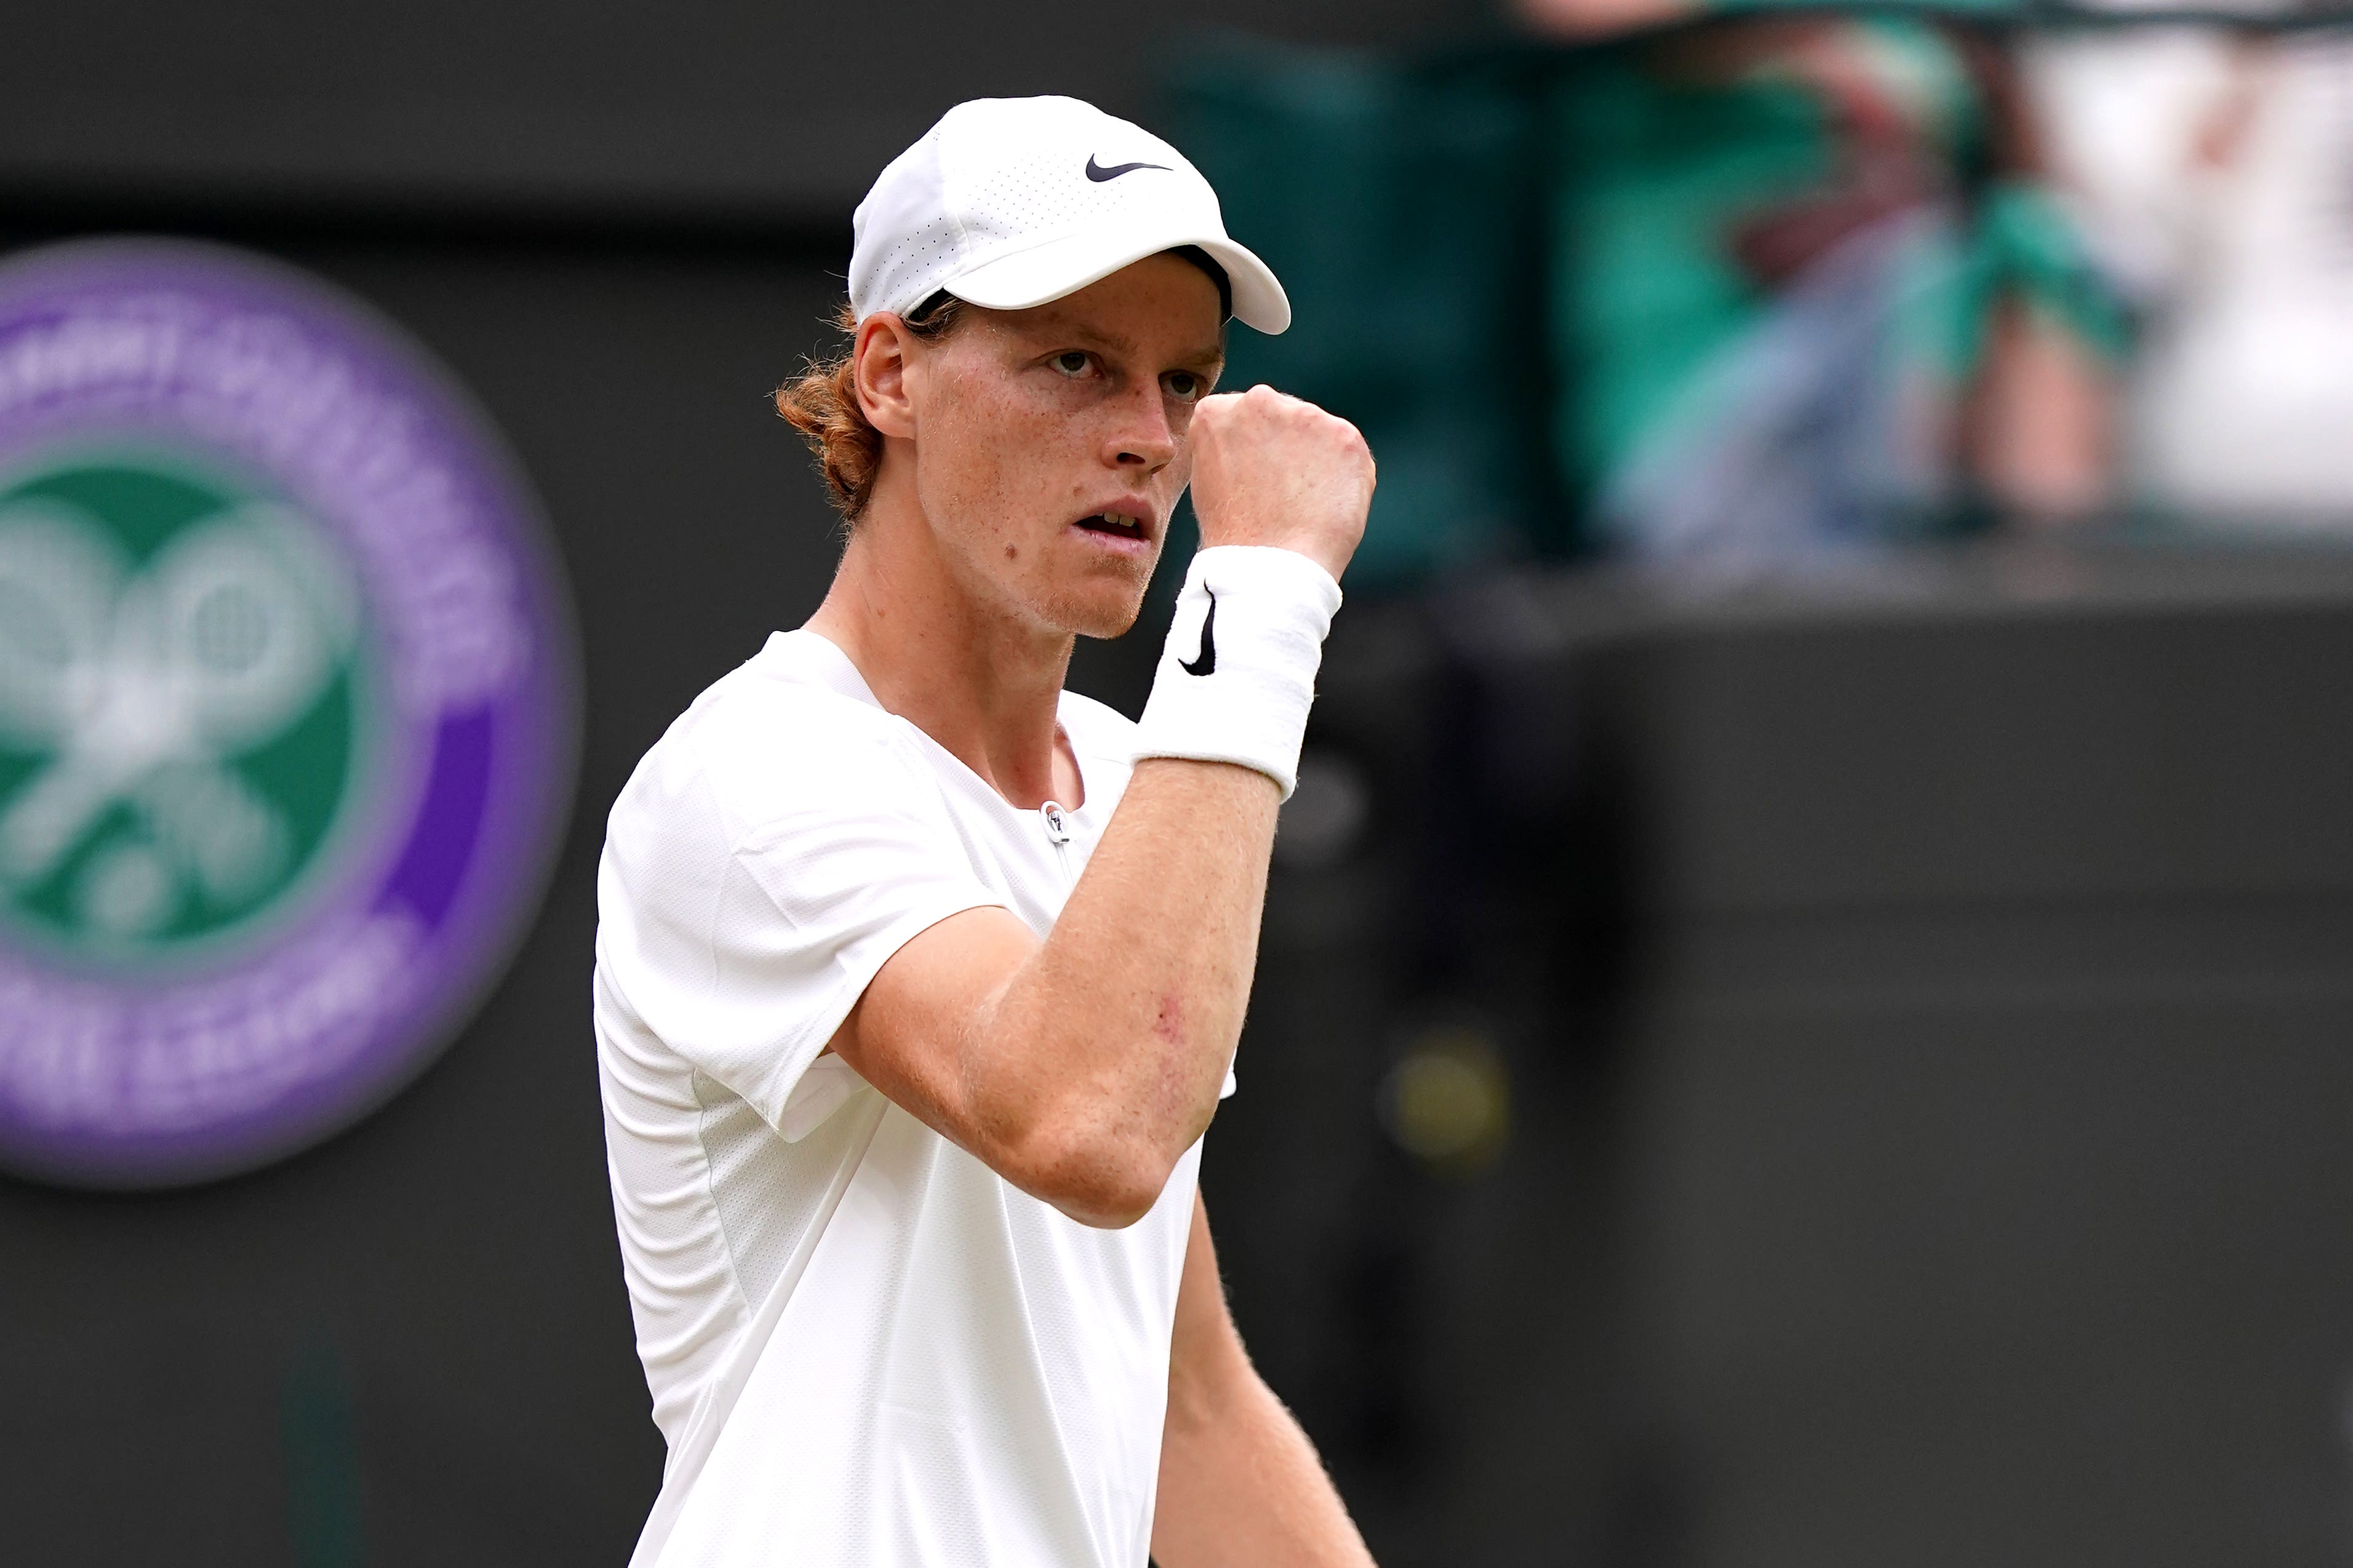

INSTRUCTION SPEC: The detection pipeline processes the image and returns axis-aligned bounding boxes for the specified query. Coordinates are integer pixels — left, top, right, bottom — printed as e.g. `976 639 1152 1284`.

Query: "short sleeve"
597 696 1005 1136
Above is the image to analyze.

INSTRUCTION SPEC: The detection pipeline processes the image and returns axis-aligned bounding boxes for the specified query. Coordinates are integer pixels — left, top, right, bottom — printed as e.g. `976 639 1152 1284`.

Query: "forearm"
831 753 1281 1226
1154 1369 1372 1568
970 543 1350 1210
977 755 1278 1208
1153 1372 1374 1568
1155 1196 1375 1567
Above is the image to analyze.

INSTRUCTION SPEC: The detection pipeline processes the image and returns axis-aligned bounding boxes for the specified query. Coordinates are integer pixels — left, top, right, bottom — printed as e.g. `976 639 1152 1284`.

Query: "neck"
805 469 1077 810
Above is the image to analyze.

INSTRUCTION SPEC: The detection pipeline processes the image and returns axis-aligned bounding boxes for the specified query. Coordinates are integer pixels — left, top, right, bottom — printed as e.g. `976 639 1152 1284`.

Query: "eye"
1164 370 1205 401
1049 350 1094 378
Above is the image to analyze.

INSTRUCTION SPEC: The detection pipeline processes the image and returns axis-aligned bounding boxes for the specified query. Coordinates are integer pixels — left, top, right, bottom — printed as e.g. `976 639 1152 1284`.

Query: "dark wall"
1 0 1475 226
1434 552 2353 1566
1594 554 2353 1567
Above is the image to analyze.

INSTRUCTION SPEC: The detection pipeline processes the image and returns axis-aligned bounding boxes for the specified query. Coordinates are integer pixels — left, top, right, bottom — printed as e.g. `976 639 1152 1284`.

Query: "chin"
1042 579 1151 641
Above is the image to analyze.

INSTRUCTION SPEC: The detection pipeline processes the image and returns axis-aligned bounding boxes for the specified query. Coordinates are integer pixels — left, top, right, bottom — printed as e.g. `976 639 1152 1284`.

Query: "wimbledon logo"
0 241 578 1187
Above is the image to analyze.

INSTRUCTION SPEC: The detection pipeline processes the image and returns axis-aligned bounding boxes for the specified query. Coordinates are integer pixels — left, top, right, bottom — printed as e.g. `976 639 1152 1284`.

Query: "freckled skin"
898 256 1223 640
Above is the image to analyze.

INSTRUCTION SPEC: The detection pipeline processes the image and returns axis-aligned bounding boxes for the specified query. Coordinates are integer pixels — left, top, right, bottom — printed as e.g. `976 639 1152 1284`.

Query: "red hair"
772 293 964 525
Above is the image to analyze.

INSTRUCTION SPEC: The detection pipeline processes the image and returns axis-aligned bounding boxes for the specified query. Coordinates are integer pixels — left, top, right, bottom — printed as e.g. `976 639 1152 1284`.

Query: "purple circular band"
0 238 580 1188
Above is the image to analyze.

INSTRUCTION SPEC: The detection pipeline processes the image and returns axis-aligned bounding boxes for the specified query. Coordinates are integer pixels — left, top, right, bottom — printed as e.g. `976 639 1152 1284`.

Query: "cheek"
938 395 1098 526
919 378 1033 518
1161 432 1197 499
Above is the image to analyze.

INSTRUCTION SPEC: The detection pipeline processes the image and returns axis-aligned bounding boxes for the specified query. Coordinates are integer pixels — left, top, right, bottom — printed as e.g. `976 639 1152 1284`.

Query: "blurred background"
8 0 2353 1563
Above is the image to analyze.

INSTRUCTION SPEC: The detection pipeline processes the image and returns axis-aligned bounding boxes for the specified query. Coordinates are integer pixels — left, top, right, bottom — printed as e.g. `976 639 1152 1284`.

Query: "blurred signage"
0 239 577 1188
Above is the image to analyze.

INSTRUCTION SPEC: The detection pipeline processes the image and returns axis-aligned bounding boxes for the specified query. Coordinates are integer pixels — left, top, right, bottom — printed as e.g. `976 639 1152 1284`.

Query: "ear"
853 314 918 440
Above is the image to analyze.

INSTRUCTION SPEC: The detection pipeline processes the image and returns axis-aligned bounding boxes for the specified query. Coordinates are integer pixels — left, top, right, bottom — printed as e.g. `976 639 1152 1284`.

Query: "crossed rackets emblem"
0 498 358 939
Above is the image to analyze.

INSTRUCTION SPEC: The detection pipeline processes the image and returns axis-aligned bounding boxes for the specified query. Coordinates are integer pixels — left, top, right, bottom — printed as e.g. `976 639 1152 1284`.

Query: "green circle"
0 453 375 957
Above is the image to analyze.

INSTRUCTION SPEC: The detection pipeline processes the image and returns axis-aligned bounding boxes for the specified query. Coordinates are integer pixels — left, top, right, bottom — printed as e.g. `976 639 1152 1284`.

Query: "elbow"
1072 1185 1167 1231
1004 1128 1180 1230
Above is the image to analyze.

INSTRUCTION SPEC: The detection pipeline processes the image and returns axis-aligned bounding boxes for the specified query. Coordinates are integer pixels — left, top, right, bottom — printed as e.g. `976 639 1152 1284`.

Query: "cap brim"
946 225 1290 335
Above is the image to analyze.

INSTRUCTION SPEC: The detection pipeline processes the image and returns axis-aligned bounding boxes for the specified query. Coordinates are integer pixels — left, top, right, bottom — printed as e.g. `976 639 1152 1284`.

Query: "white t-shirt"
594 629 1220 1568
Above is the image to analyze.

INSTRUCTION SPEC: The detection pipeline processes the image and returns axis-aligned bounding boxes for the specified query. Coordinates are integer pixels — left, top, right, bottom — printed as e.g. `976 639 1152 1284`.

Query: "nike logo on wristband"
1085 156 1170 182
1180 591 1218 677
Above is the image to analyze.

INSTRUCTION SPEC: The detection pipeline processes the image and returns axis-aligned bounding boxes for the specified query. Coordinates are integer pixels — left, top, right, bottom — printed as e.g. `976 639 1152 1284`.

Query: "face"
873 253 1225 639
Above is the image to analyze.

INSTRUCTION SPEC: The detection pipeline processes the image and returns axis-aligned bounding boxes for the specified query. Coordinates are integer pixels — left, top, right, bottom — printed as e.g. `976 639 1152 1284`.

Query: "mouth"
1071 509 1153 546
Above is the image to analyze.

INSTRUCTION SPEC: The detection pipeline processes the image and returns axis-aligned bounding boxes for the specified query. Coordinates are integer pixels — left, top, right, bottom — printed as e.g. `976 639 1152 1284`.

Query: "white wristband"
1132 546 1343 799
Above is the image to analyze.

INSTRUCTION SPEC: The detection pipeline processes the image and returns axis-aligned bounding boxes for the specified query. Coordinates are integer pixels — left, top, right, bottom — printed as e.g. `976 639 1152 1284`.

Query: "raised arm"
827 385 1373 1227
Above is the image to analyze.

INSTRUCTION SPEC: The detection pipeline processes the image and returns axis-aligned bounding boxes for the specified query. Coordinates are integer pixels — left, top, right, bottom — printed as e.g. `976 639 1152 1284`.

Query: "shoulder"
610 635 936 856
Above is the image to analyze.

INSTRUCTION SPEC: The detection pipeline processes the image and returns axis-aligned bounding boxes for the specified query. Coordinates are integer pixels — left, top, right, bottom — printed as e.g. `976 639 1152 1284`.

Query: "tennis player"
595 96 1376 1567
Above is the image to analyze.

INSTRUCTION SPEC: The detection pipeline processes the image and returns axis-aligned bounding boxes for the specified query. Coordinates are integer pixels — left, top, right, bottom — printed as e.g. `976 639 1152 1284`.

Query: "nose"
1103 379 1177 472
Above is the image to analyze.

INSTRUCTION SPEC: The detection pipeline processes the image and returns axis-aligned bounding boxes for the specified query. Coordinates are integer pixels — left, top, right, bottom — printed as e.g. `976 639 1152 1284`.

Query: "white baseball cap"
849 95 1291 335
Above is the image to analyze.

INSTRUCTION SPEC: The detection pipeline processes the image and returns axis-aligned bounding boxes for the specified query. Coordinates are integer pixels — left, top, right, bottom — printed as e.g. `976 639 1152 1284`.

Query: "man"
595 96 1378 1567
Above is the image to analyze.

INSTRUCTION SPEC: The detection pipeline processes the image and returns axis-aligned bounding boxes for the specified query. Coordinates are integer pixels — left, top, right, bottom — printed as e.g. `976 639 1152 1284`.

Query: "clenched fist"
1188 386 1375 582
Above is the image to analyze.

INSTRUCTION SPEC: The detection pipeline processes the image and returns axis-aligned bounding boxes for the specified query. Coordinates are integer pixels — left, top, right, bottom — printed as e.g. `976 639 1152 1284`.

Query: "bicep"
826 902 1039 1155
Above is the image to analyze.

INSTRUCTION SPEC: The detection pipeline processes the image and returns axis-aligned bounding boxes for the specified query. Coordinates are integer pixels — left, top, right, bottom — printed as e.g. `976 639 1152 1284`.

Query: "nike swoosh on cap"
1180 591 1217 677
1085 156 1170 183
